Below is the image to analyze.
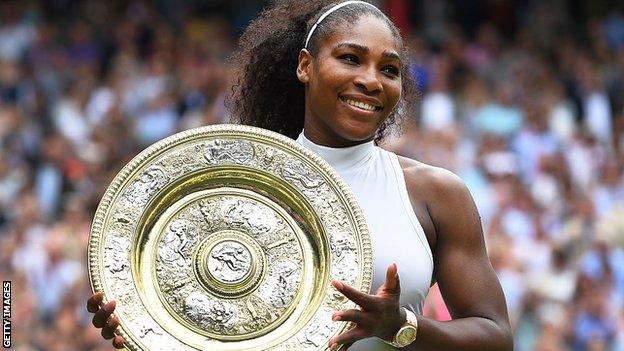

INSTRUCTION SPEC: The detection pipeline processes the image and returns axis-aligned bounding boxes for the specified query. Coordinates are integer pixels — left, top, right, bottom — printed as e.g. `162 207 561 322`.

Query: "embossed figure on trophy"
105 254 129 279
203 140 254 165
281 160 323 189
258 146 279 168
105 236 130 280
270 261 299 308
210 242 252 281
159 220 193 267
329 209 350 229
161 277 194 294
207 301 237 332
223 199 275 234
299 320 331 347
185 293 237 333
243 298 274 329
198 199 220 228
123 166 169 205
164 149 199 175
276 275 292 306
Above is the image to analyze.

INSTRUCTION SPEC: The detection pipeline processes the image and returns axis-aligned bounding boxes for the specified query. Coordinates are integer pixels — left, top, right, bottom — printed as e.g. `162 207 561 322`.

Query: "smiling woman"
296 13 403 146
229 0 417 146
87 1 513 350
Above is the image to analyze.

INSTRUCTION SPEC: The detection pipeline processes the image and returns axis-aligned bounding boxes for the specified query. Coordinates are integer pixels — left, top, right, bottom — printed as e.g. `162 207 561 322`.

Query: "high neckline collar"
296 131 375 173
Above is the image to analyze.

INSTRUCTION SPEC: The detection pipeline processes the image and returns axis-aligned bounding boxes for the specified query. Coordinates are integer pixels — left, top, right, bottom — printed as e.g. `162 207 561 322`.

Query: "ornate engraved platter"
88 125 373 350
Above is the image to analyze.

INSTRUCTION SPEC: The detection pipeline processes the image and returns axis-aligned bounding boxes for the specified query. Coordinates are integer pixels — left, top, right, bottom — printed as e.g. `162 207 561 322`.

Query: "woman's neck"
302 119 375 148
297 131 375 173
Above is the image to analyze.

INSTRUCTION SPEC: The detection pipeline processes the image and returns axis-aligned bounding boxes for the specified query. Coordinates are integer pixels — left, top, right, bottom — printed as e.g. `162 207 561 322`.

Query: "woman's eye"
340 54 359 64
382 66 400 77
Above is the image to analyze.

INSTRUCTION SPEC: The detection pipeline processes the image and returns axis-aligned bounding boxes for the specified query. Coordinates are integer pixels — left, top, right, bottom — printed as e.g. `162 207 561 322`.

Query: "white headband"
304 1 379 49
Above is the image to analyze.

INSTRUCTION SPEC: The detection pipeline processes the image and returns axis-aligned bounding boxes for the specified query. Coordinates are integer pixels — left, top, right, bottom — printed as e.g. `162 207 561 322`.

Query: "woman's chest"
339 161 434 308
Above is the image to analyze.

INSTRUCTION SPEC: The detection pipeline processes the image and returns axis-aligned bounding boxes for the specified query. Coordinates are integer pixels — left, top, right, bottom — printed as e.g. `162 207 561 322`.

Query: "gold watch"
384 307 418 348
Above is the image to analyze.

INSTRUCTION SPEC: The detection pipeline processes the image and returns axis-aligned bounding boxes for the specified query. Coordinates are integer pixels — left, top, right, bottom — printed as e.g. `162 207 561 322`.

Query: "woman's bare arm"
402 162 512 350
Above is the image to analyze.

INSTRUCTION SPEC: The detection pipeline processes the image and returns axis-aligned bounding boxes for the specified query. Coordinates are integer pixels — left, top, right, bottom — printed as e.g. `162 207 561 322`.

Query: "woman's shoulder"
396 155 469 204
396 155 482 253
393 155 478 254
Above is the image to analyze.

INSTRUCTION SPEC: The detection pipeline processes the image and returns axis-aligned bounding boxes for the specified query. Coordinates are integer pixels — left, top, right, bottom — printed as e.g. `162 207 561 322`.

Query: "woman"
88 1 513 349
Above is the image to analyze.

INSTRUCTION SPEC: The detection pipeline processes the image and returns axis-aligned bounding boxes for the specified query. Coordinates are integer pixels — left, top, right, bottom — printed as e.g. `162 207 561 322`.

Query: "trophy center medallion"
207 240 253 284
193 230 266 300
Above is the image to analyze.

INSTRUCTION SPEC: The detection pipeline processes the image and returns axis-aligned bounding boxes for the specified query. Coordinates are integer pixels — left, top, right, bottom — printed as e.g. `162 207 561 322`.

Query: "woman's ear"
297 49 312 83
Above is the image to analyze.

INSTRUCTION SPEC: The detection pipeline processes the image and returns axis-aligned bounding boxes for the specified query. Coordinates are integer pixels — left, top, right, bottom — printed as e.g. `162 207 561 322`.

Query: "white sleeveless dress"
297 132 433 350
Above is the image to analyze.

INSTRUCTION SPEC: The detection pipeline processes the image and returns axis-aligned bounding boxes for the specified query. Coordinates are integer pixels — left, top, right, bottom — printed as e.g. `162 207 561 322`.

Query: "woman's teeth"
342 98 379 111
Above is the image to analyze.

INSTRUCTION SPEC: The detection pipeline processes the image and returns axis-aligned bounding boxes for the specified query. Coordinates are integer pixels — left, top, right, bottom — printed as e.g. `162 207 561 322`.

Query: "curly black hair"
228 0 417 143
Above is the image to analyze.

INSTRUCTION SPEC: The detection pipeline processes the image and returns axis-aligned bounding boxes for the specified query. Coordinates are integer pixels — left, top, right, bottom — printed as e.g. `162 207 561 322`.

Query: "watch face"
396 326 417 346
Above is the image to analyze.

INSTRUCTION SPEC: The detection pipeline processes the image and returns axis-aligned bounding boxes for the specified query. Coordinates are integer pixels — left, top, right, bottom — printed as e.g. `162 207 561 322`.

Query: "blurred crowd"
0 0 623 350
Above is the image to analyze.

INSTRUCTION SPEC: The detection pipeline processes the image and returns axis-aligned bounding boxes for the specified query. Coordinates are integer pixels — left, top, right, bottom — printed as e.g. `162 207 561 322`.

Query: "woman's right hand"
87 292 126 349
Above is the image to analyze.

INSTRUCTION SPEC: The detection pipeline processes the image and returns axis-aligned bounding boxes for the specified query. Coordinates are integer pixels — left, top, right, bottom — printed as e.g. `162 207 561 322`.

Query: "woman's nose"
353 66 383 93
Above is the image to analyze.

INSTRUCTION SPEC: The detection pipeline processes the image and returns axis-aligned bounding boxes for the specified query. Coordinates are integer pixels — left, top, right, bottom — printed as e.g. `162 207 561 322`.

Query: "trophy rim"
87 124 373 351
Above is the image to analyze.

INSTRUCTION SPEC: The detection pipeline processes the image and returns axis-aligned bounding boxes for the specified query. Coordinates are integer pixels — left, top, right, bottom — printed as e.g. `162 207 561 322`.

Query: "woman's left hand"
328 263 406 350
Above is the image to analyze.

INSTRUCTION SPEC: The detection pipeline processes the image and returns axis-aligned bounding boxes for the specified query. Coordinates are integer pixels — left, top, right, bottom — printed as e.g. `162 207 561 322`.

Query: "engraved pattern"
104 236 131 280
222 199 276 235
158 220 194 267
154 194 304 337
203 139 254 165
184 292 237 332
297 309 335 347
282 160 323 189
257 260 300 308
161 145 204 176
208 241 252 282
88 125 372 351
123 166 169 206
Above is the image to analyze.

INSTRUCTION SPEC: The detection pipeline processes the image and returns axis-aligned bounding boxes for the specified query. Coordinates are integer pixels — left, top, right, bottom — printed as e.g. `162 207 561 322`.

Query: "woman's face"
297 15 402 147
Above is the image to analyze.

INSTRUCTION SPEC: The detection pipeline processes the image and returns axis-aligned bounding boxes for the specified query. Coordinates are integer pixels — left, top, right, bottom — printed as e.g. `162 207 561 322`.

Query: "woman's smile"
339 95 384 112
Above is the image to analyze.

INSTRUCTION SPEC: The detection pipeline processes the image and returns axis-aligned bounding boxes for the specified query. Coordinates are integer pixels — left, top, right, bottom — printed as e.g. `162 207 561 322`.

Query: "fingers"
376 263 401 296
101 316 120 340
333 308 368 325
328 328 369 349
332 280 376 310
86 292 104 313
92 300 116 328
88 293 125 348
113 335 126 349
385 263 400 292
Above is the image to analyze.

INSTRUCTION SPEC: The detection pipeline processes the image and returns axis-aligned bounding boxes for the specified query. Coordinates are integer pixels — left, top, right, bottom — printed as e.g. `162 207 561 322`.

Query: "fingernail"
105 301 116 312
332 314 341 321
332 280 344 289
